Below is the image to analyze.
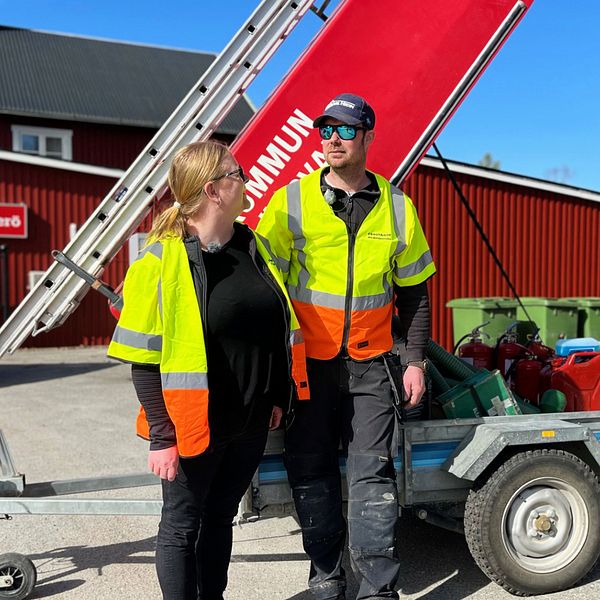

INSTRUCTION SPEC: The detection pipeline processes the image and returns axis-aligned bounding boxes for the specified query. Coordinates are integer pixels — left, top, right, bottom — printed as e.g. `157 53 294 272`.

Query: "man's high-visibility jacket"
107 229 309 458
256 168 436 361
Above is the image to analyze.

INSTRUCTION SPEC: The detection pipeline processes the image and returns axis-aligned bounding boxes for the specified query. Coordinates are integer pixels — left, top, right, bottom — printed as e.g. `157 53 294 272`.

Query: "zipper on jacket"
340 225 356 357
186 236 209 340
250 237 295 415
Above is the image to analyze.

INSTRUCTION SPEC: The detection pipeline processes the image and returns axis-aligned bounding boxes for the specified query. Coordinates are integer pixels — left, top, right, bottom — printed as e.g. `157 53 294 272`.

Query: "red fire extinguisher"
514 355 544 403
527 338 554 362
496 332 528 379
456 325 494 371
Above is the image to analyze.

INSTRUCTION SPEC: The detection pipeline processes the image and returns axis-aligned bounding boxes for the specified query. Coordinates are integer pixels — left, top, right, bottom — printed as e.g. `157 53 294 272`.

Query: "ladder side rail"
39 0 317 279
0 0 318 356
22 0 319 332
50 0 312 265
49 0 315 272
391 1 527 184
50 0 316 280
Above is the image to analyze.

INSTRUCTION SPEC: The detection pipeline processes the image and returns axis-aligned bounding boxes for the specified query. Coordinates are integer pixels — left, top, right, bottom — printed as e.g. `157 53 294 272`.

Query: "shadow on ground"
285 514 490 600
0 362 118 387
25 536 155 598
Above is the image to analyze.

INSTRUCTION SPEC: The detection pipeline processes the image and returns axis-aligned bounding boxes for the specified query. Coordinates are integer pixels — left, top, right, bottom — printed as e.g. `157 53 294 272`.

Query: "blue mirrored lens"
337 125 357 140
318 125 358 140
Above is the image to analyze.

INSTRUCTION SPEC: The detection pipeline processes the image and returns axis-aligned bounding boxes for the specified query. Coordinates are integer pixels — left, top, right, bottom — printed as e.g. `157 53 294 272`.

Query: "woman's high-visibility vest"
107 230 309 458
257 168 436 361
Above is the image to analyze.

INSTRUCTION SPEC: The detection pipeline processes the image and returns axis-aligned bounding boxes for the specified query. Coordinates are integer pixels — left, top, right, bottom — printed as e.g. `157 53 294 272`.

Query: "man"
256 93 435 600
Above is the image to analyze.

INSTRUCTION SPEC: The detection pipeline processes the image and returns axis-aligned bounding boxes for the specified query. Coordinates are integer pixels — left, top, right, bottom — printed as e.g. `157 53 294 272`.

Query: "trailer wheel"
464 449 600 596
0 553 36 600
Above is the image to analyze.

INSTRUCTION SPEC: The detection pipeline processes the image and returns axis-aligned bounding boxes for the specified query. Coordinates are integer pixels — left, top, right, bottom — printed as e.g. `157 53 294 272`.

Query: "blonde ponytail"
147 141 230 243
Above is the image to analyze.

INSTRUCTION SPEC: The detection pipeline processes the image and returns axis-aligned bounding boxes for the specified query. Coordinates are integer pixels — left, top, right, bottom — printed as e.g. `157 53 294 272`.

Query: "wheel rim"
502 476 589 573
0 564 25 592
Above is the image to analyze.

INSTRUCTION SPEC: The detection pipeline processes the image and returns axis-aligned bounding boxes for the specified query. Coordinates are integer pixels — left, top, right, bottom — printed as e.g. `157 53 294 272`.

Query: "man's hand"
148 445 179 481
269 406 283 430
403 365 426 407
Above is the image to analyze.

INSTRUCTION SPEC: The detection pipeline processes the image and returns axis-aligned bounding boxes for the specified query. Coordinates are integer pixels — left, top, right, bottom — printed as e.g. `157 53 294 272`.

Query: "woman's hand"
148 445 179 481
269 406 283 430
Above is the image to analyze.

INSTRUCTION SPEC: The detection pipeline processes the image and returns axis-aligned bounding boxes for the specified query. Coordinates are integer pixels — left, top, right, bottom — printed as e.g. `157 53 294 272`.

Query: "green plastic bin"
562 297 600 338
515 298 578 346
446 297 517 346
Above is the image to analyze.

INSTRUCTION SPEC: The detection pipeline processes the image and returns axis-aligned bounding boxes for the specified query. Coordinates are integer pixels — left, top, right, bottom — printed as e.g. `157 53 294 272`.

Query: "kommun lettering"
241 109 326 221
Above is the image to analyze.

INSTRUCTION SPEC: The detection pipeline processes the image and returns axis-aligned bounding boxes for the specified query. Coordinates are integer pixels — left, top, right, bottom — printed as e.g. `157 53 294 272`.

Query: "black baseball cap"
313 93 376 130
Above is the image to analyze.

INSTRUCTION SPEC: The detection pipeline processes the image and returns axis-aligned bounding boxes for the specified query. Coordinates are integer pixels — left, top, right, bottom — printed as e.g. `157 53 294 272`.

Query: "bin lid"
446 297 517 309
517 297 578 308
562 297 600 307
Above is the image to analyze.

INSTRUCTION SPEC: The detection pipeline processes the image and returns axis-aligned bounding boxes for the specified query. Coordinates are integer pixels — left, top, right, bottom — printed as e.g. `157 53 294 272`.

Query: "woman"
107 140 309 599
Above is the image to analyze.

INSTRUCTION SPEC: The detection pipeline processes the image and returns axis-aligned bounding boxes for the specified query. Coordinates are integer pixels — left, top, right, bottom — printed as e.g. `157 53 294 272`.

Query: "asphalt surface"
1 346 600 599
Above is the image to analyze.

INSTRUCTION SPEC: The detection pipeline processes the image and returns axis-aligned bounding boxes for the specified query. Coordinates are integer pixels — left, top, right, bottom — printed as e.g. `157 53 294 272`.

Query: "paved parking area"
1 346 600 599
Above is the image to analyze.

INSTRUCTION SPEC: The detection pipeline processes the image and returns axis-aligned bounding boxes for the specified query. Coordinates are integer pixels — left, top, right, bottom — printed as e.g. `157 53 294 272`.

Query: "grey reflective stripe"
157 279 163 319
290 328 304 345
256 233 290 273
275 256 290 274
289 285 391 311
138 242 163 261
286 180 303 240
161 372 208 390
288 286 345 309
395 250 434 280
390 185 407 256
286 181 312 289
352 290 393 311
112 325 162 351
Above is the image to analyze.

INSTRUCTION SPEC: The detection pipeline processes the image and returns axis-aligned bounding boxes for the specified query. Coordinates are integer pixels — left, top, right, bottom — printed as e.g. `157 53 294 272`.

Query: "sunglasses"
318 124 364 141
214 166 249 184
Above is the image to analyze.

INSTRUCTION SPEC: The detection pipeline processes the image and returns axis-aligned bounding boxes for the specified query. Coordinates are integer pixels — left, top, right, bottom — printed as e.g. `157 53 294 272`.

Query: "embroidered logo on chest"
366 232 393 240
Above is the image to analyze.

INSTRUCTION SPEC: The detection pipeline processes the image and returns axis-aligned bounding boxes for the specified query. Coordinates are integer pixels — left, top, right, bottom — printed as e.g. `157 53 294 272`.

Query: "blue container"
555 337 600 357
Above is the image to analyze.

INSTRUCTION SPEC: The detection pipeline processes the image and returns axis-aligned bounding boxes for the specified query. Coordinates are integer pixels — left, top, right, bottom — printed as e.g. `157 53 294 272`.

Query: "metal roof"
0 26 254 132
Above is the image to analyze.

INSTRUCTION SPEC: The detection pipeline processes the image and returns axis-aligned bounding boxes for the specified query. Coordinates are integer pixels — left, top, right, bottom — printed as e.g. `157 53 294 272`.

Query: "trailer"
253 411 600 596
3 406 600 598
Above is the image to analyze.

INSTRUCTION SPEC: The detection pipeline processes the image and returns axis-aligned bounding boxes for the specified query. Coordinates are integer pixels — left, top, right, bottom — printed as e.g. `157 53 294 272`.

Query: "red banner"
232 0 532 229
0 204 28 239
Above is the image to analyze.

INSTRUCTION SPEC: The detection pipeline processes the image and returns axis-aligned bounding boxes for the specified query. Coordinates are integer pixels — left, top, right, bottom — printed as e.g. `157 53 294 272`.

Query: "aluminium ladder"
0 0 320 358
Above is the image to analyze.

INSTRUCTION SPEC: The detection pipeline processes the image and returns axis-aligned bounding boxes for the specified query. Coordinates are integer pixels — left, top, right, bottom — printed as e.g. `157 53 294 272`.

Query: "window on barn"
11 125 73 160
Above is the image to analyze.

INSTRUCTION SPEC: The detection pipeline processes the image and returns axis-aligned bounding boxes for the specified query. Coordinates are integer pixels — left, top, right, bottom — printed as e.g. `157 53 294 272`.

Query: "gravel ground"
1 345 600 599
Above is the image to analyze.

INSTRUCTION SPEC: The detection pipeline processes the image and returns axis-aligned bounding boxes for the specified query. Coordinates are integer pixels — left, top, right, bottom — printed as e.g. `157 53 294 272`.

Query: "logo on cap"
326 99 356 110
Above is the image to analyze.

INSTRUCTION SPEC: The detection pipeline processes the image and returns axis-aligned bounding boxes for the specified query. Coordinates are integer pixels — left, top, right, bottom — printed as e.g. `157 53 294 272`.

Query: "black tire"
464 449 600 596
0 553 37 600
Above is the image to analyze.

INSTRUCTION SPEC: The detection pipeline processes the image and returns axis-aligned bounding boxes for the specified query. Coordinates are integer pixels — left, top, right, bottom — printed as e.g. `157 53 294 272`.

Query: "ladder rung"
0 0 318 357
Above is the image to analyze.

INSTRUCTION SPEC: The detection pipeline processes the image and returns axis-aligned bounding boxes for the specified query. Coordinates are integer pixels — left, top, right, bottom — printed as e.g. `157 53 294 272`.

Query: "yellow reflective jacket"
257 168 436 360
107 226 309 457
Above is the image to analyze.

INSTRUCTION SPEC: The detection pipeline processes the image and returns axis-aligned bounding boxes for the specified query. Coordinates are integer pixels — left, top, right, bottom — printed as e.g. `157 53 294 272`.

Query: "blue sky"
2 1 599 191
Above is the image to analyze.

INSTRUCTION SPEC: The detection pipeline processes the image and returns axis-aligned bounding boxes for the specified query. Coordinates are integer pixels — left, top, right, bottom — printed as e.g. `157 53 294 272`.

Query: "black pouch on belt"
383 316 429 423
383 344 407 423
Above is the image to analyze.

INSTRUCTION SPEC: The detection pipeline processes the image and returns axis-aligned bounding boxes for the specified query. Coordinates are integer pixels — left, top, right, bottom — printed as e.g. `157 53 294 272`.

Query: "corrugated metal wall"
1 159 599 350
0 160 128 347
404 164 600 349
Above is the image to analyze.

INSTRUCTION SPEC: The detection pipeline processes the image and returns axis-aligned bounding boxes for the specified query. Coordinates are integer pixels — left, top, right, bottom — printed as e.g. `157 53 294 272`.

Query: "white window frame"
11 125 73 161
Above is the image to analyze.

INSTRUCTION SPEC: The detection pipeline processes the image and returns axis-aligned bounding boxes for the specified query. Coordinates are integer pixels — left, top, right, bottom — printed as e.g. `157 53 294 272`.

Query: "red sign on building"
0 203 28 239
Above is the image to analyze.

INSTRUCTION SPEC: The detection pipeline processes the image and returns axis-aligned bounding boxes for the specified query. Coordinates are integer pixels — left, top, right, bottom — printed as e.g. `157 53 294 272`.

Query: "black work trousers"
285 356 400 600
156 425 268 600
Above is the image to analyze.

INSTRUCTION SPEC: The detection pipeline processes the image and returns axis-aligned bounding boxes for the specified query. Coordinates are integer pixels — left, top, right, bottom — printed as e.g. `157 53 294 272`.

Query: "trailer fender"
442 420 600 482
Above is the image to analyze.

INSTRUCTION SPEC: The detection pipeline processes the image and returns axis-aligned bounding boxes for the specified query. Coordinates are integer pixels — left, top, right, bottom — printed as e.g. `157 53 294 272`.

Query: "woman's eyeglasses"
318 124 364 141
214 166 249 184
